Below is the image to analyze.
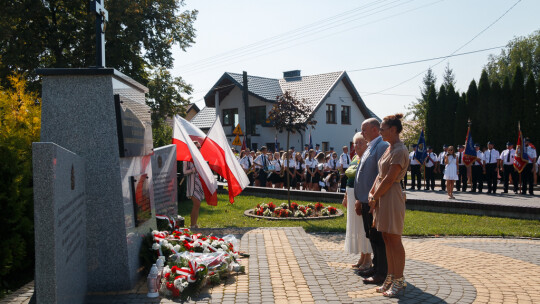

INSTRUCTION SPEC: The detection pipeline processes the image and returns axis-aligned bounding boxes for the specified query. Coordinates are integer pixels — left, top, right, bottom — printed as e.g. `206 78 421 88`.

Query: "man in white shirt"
484 141 500 194
315 144 322 155
522 138 537 195
437 144 448 192
500 142 517 193
423 146 438 191
340 146 351 191
469 144 484 193
301 144 310 159
254 146 269 187
456 145 469 192
408 145 421 190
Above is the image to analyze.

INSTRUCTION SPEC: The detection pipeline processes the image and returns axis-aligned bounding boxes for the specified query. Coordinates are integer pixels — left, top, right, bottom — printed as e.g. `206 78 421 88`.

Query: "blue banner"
308 129 313 150
414 129 427 163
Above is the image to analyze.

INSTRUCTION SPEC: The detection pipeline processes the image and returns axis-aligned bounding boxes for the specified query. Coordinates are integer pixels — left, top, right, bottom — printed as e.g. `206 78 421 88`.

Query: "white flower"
221 244 228 250
163 265 171 274
152 230 159 235
203 247 210 253
173 245 181 252
174 278 186 291
193 241 201 248
152 243 161 250
179 236 186 241
211 241 219 247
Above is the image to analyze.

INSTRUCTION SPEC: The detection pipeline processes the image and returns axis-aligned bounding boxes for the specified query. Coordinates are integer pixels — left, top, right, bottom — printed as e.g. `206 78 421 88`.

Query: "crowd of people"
235 136 539 199
237 144 353 192
404 139 538 198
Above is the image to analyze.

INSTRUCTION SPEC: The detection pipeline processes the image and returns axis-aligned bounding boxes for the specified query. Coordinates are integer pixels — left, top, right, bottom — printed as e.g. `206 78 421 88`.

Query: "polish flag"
203 117 250 203
175 116 249 203
172 117 218 205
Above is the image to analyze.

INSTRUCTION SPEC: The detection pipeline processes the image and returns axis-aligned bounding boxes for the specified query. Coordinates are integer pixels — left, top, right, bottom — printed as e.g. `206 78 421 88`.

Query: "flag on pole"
241 134 247 151
274 134 279 153
462 126 477 166
175 116 249 203
172 117 218 205
203 117 250 203
414 129 427 163
513 124 528 173
308 129 313 150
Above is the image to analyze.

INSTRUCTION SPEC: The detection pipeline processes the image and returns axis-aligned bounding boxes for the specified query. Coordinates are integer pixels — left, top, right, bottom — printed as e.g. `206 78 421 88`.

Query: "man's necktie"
507 151 510 163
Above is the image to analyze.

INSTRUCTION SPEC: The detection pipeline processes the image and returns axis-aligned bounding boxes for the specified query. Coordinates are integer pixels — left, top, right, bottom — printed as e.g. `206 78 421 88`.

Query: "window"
322 142 329 153
326 104 336 124
249 106 266 135
222 108 238 126
341 106 351 124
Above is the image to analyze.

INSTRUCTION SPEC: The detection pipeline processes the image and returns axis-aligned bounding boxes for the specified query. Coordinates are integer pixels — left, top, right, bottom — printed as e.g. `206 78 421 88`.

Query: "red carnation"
315 202 324 211
291 202 299 210
268 202 276 211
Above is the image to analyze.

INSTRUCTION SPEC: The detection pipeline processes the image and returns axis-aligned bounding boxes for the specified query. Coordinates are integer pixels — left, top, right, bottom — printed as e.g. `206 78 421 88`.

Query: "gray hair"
352 132 364 144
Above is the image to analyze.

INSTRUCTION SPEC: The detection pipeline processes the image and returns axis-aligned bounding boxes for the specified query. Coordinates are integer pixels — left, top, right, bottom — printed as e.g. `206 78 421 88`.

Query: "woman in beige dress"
368 113 409 297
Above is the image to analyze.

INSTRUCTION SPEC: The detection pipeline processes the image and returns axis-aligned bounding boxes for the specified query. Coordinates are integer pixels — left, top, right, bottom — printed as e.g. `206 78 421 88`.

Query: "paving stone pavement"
2 228 540 304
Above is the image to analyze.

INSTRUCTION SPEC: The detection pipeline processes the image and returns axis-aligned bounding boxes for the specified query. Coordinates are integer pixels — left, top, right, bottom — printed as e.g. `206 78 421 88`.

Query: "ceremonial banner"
463 127 477 166
513 128 528 173
414 129 427 163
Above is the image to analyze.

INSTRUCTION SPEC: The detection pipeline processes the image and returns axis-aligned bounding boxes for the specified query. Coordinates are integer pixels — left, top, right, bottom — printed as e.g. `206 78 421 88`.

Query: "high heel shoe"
376 274 393 293
383 277 406 297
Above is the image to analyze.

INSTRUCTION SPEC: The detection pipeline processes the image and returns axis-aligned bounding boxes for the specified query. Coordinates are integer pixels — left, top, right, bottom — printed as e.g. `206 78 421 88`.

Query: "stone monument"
33 143 87 304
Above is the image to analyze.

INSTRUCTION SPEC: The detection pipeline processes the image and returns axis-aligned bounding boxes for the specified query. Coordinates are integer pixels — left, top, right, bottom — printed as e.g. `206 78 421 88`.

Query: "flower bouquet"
252 202 338 218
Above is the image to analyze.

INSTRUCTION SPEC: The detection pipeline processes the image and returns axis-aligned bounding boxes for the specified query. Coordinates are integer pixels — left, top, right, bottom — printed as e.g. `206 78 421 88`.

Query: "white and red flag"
175 116 249 203
513 125 528 173
203 117 250 203
173 116 218 205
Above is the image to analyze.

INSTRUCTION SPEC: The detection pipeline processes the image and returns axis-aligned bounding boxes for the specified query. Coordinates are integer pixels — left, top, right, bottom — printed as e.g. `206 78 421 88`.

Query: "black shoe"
363 274 386 285
407 187 415 190
514 190 518 194
503 190 508 193
357 268 375 277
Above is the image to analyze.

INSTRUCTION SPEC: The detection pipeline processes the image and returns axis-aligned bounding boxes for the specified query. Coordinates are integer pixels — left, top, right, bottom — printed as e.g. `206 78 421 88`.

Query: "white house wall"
217 81 367 152
310 80 367 150
218 87 303 151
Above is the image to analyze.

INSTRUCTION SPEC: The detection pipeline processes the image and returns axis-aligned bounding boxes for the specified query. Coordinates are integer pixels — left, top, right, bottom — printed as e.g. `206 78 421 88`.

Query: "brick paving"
2 228 540 304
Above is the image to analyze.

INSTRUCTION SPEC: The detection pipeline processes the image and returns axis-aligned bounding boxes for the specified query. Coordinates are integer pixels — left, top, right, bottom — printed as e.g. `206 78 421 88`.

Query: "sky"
170 0 540 119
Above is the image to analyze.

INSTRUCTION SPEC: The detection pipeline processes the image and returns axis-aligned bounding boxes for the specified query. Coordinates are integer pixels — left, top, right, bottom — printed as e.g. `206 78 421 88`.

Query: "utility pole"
243 71 250 149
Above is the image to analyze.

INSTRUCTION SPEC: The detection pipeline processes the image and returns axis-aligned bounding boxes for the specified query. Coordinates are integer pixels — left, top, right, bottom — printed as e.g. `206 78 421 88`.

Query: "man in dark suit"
354 118 389 285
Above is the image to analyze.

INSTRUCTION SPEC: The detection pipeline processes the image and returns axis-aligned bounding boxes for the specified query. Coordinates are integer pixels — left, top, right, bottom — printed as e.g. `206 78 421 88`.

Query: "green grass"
179 194 540 237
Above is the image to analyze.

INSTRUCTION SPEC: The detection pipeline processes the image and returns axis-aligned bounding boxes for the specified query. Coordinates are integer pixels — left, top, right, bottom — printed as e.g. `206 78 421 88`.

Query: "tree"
408 68 437 124
523 72 538 137
425 85 438 146
0 74 41 294
267 91 316 205
485 29 540 84
511 66 525 131
477 70 491 144
434 84 446 149
454 93 468 145
466 79 479 140
489 80 504 148
0 0 198 140
442 63 456 88
500 76 513 142
444 84 458 146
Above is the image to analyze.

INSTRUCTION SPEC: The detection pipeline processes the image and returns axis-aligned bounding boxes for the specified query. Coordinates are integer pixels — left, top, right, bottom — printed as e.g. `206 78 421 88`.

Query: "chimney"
283 70 301 80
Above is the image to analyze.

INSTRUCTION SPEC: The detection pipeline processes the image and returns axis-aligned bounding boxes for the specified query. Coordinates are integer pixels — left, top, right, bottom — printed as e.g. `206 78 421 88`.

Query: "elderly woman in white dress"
343 132 372 269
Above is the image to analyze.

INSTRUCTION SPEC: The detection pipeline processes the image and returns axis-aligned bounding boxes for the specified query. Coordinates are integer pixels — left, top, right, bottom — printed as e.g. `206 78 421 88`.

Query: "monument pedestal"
36 68 156 292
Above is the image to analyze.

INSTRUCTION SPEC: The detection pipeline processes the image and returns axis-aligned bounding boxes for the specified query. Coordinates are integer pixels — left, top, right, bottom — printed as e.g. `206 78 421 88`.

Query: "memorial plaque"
33 142 87 304
151 145 178 217
114 94 153 157
130 173 152 226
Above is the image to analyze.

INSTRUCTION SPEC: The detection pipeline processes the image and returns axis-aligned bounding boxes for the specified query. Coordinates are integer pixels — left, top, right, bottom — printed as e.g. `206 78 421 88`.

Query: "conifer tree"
477 70 491 144
489 80 504 148
511 66 525 131
466 80 479 142
410 68 437 124
523 72 537 137
435 84 447 149
501 76 513 142
425 84 438 146
454 93 468 145
443 63 456 88
444 84 458 146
